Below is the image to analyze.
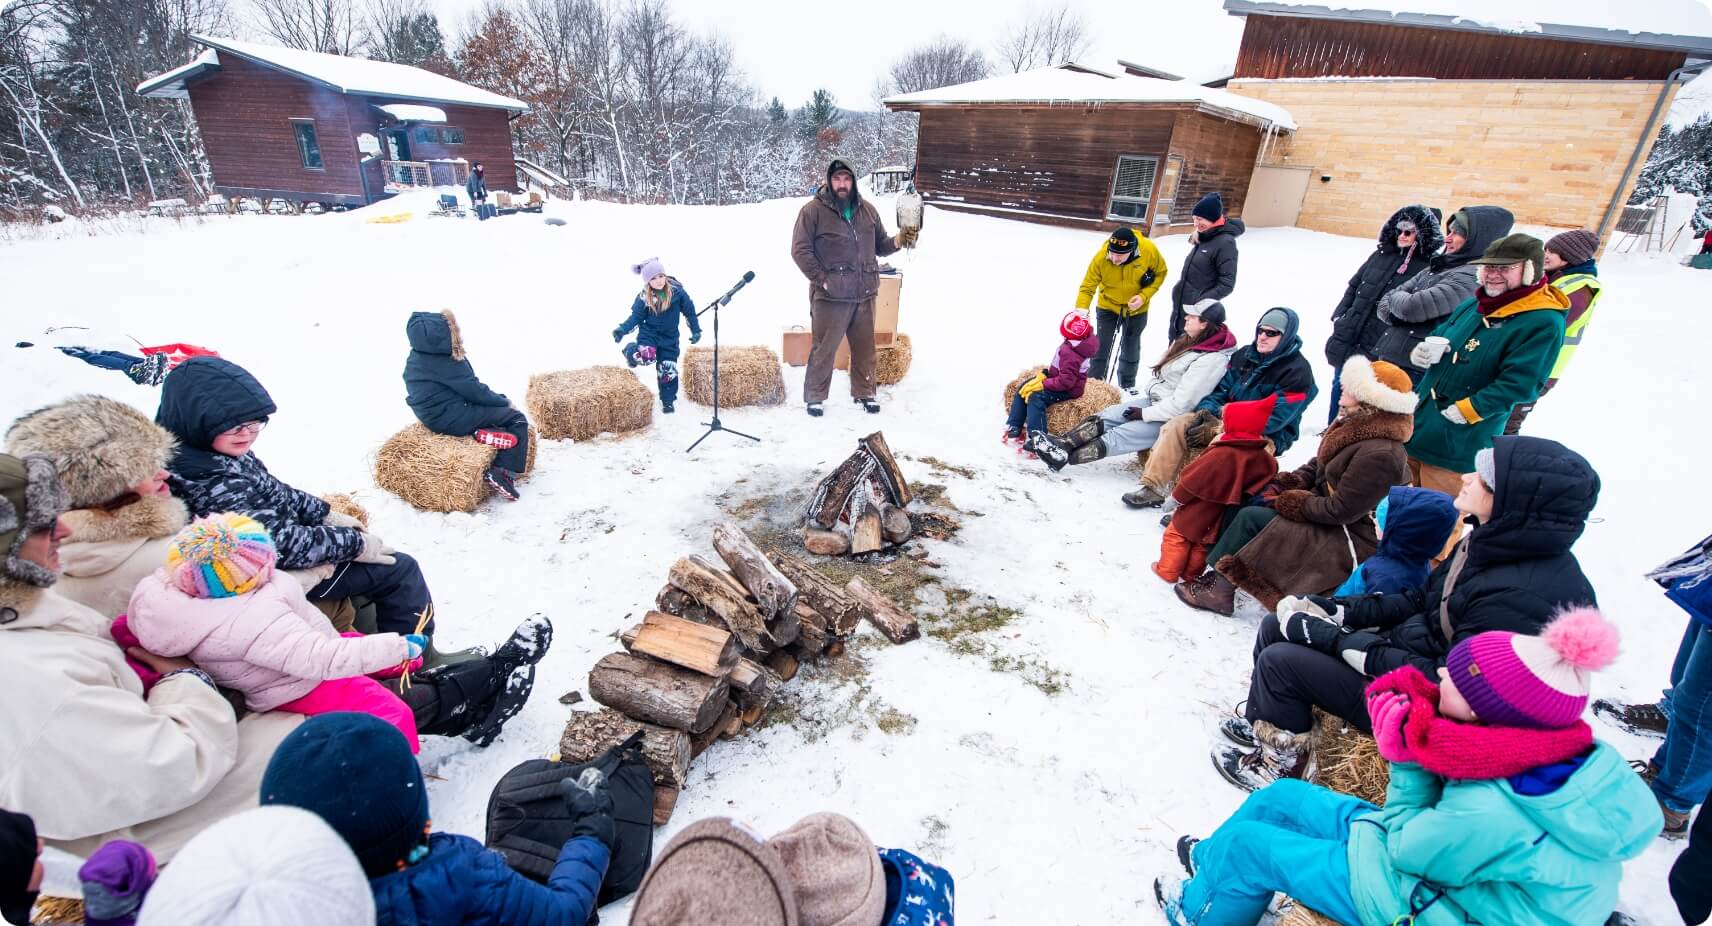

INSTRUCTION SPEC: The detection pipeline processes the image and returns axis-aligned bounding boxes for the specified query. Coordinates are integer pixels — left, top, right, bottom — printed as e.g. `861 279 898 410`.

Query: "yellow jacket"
1076 238 1168 317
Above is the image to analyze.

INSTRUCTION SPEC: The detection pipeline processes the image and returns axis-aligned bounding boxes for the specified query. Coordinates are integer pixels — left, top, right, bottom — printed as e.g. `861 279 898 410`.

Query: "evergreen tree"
1633 114 1712 231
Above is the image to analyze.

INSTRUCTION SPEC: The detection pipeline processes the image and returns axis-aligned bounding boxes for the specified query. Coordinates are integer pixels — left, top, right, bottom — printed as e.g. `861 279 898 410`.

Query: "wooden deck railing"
382 160 470 189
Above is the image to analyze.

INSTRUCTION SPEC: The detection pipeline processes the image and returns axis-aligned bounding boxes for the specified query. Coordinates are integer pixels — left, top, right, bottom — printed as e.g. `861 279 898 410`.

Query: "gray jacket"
1372 205 1513 371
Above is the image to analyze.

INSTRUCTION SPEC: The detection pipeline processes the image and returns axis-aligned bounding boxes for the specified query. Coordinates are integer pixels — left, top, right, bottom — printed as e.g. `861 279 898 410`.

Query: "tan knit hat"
768 813 886 926
632 818 799 926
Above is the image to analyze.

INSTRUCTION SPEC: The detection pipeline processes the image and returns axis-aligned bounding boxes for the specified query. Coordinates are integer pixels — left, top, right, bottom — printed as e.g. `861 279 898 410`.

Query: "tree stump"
588 652 731 733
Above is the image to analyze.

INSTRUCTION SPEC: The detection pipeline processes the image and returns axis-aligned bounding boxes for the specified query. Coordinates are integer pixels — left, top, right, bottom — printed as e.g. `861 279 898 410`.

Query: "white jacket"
1141 345 1236 422
0 583 301 862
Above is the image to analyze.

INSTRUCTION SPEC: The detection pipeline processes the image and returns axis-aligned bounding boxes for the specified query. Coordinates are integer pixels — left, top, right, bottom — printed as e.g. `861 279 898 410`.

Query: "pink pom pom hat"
1444 606 1620 729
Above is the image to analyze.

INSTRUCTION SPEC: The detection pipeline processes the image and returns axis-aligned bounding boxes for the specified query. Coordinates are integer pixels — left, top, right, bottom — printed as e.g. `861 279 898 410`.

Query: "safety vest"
1548 273 1602 379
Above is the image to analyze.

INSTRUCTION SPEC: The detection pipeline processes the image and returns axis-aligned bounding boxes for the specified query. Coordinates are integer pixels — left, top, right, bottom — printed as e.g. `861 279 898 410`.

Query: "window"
442 127 465 144
1106 155 1158 222
292 120 323 170
413 126 437 145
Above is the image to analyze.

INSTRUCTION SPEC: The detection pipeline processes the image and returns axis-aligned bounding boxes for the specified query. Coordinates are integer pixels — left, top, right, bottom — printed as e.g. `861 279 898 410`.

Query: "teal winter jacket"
1346 741 1661 926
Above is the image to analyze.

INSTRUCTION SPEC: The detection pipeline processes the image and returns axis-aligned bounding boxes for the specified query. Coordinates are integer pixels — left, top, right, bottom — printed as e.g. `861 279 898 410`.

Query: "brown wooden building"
138 35 528 208
884 67 1295 235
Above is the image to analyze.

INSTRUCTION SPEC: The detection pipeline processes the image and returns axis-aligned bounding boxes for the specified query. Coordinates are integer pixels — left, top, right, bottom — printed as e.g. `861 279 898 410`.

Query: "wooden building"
138 35 528 209
1221 0 1712 238
883 67 1295 235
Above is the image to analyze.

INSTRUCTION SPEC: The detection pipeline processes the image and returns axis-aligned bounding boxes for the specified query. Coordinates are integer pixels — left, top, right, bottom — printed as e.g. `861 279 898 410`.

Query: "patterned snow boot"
1028 431 1071 471
1212 720 1311 792
484 467 519 501
474 429 518 450
1061 415 1104 448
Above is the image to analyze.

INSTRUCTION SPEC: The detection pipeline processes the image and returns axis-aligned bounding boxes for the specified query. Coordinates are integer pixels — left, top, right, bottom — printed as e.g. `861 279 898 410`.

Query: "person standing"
1074 227 1168 391
1504 228 1603 435
465 162 487 208
611 258 701 416
790 158 913 417
1168 193 1243 341
1372 205 1513 380
1323 205 1442 422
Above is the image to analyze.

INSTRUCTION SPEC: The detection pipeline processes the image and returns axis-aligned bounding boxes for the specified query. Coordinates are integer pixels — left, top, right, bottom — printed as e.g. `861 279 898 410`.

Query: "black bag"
485 731 655 910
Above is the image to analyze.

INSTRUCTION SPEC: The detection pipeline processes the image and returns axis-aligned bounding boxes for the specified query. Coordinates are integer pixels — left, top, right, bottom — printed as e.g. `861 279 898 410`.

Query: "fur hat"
632 818 798 926
1192 192 1223 222
1445 607 1620 729
633 257 666 281
0 453 70 594
1185 298 1226 329
136 806 375 926
6 395 176 509
768 813 885 926
1060 311 1093 341
165 514 276 599
1338 356 1417 414
1546 228 1599 266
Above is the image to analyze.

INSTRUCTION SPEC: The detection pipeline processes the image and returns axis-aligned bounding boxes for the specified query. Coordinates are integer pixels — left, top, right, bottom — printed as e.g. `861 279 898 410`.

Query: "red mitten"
1367 691 1415 764
111 615 163 693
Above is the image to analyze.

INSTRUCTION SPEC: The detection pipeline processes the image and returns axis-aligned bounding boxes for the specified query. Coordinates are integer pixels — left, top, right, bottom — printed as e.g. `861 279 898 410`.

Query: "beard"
833 186 851 200
1483 283 1507 296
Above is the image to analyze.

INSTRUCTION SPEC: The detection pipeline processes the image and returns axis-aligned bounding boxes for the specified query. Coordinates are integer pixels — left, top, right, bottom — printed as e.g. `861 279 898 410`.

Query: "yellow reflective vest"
1549 273 1602 380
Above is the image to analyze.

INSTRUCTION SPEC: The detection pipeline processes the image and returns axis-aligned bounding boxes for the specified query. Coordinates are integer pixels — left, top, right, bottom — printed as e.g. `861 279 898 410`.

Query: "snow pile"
376 104 448 124
884 67 1296 130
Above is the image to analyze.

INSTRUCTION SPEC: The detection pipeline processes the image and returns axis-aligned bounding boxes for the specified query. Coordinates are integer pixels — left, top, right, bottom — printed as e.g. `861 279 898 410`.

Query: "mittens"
1368 690 1416 764
561 767 616 849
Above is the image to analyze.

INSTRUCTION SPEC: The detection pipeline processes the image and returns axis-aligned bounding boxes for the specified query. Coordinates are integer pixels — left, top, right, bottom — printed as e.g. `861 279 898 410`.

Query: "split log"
764 648 800 682
741 704 765 727
793 601 830 654
850 500 884 555
768 552 863 635
690 702 740 759
880 504 912 544
668 555 791 654
804 526 852 556
655 584 719 625
728 658 779 715
808 451 871 529
713 521 798 620
588 652 731 733
860 431 913 507
559 707 691 789
631 611 739 677
619 624 641 649
846 576 921 644
653 786 681 826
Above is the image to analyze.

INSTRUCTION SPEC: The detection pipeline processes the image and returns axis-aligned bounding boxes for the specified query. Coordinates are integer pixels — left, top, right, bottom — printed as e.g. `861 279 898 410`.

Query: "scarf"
1367 666 1594 780
1475 277 1548 317
1396 243 1416 275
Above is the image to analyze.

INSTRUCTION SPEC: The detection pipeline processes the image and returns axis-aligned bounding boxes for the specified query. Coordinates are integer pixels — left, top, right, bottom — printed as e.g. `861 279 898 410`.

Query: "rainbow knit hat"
166 514 277 598
1444 607 1619 729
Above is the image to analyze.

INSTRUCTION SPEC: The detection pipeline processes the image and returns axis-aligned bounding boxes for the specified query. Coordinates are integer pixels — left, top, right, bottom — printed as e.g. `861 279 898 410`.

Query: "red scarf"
1475 277 1547 317
1366 666 1593 781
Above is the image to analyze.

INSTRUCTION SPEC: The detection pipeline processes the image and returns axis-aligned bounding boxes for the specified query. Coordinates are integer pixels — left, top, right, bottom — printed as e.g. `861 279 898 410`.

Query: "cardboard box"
875 273 901 338
781 327 812 367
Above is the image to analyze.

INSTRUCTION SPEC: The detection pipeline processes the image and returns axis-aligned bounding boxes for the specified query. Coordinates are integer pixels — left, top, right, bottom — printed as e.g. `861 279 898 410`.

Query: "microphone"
714 270 755 307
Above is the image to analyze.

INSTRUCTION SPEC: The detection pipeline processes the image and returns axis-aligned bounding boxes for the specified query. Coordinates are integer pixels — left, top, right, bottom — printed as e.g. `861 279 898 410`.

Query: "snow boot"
1123 484 1168 509
1028 431 1070 471
474 429 518 450
1001 426 1024 446
1212 720 1310 792
1176 836 1199 877
1069 440 1107 466
1594 699 1668 737
854 397 880 414
492 613 554 676
1220 715 1256 748
661 400 675 414
1629 758 1660 784
1176 570 1237 616
1062 415 1104 449
806 402 824 417
484 467 520 501
126 352 168 386
464 664 536 748
1153 876 1189 926
1661 800 1689 840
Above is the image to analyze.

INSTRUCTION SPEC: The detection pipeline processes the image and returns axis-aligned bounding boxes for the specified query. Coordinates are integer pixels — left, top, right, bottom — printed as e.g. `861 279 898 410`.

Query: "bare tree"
252 0 364 55
884 36 989 96
996 2 1092 73
365 0 450 71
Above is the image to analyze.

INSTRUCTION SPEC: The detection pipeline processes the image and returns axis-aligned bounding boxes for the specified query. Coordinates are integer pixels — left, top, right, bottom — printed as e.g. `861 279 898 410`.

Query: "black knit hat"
0 808 38 926
260 713 429 878
1107 227 1138 253
1192 192 1223 221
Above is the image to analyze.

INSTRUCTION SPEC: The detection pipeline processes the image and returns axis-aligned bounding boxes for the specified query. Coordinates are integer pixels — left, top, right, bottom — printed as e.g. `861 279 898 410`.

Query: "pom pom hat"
1060 311 1092 341
632 257 666 281
1445 607 1620 729
166 513 276 598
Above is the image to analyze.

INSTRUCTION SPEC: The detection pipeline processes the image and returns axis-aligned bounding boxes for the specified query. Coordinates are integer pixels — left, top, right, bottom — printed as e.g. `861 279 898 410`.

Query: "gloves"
355 532 397 565
1185 409 1222 446
1367 690 1416 763
289 563 336 592
1122 406 1147 422
403 634 427 660
612 327 625 343
1277 595 1344 624
1281 610 1344 653
323 510 363 529
1018 372 1047 401
1408 339 1443 370
896 227 919 247
562 767 616 848
689 330 702 344
1440 403 1470 425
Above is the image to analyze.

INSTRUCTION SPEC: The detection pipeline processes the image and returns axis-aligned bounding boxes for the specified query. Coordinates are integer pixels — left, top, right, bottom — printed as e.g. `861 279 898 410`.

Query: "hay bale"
373 423 536 514
320 492 370 528
31 897 85 923
1275 901 1342 926
875 333 913 385
682 346 786 407
999 368 1122 435
1311 708 1390 807
528 367 653 441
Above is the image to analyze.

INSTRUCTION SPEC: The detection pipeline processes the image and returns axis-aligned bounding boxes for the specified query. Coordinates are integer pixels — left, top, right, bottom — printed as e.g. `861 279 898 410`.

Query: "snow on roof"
883 67 1295 130
1225 0 1712 48
140 35 528 112
376 103 447 123
134 48 220 99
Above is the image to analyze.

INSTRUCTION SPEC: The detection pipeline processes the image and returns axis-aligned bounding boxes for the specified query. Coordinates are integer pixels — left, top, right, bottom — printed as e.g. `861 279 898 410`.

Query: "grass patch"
908 455 979 481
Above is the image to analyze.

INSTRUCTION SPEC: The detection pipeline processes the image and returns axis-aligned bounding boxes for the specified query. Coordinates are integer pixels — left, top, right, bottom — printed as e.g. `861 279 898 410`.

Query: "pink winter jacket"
126 570 409 712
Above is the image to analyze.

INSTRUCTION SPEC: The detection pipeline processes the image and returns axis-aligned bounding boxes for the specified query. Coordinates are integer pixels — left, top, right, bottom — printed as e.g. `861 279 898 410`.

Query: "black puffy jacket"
403 310 511 435
1169 217 1244 340
1324 205 1441 368
1372 204 1514 371
1341 435 1599 677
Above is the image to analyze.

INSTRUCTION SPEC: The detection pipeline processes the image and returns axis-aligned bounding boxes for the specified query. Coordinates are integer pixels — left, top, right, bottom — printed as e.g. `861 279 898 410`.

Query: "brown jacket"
790 186 899 303
1217 410 1412 608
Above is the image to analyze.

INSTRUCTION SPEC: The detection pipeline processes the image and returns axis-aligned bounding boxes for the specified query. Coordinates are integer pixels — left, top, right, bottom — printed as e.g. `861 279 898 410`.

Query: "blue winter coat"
371 832 608 926
157 357 364 570
615 279 699 359
1346 742 1661 926
1337 486 1460 596
1195 307 1317 453
403 310 513 435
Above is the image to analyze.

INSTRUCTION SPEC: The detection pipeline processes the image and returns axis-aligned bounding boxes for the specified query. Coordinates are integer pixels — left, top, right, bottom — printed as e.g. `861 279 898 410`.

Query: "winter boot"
484 467 520 502
126 352 168 386
464 664 536 748
474 429 518 450
1028 431 1070 471
1153 876 1189 926
1212 720 1310 792
1594 699 1669 737
1068 440 1107 466
1221 715 1256 748
1001 426 1023 446
1176 570 1237 616
1176 836 1199 876
1152 530 1192 583
1661 800 1690 840
662 400 675 414
492 613 554 677
1629 758 1660 784
806 402 824 417
1123 484 1168 509
1061 415 1105 449
854 397 880 414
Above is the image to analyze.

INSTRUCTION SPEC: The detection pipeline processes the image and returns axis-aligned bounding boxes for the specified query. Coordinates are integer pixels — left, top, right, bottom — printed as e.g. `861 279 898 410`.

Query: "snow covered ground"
2 191 1707 923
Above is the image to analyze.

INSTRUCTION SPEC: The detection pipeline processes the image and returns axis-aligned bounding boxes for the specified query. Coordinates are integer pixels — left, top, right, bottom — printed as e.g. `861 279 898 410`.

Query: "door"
386 129 411 162
1243 165 1312 228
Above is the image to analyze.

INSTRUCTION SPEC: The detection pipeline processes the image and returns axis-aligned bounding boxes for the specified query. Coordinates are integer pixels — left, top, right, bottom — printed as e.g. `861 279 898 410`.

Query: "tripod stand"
687 271 761 452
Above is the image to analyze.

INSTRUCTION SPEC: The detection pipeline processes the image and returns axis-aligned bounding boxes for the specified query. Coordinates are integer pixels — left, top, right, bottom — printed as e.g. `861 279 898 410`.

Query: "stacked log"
805 431 917 556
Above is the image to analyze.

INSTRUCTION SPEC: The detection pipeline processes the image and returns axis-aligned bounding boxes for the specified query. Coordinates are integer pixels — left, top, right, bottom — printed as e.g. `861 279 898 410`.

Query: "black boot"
1069 440 1107 466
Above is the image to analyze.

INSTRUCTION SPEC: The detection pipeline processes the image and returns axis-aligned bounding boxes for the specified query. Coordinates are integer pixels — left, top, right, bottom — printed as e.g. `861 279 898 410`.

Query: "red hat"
1060 311 1092 341
1220 394 1277 441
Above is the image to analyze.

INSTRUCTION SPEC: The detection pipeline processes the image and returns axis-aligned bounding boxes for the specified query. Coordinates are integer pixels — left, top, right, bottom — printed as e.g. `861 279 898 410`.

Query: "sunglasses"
223 420 268 436
1257 327 1283 338
1396 226 1417 235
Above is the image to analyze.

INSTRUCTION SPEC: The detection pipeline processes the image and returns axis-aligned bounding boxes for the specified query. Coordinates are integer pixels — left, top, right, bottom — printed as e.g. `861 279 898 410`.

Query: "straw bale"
999 369 1122 434
1275 902 1342 926
1311 708 1390 807
875 334 912 385
682 346 786 407
320 492 370 528
527 367 653 441
373 424 535 514
31 897 85 923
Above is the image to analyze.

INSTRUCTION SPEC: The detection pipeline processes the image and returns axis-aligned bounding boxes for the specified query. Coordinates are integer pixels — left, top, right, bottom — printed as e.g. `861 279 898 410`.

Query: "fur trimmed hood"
60 493 187 546
1317 407 1414 466
0 453 70 594
1339 355 1418 415
6 395 176 508
405 310 465 361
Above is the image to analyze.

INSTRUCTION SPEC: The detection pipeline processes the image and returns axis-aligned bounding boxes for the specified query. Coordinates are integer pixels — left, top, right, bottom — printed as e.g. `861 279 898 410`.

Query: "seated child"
1156 607 1662 926
1331 486 1459 597
612 257 701 415
261 713 612 925
126 515 424 752
402 310 528 501
1154 395 1279 583
1006 311 1100 465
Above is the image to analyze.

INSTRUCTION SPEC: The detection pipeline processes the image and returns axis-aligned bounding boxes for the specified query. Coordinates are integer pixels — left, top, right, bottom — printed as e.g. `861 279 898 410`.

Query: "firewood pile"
560 520 920 825
802 431 922 557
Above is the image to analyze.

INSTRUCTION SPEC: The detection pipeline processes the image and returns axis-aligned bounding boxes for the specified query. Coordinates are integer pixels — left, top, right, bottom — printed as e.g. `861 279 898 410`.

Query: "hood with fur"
6 395 176 509
404 310 464 361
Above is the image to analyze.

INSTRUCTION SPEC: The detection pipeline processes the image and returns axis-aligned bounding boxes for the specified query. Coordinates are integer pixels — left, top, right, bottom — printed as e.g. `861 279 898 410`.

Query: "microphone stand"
686 272 761 452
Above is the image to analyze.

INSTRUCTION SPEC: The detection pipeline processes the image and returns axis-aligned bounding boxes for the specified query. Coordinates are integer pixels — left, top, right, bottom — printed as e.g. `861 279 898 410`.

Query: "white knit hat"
137 806 375 926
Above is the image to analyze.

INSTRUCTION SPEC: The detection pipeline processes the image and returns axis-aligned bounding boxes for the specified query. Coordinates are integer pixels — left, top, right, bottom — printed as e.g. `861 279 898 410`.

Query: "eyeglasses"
1396 227 1417 236
1256 327 1283 338
1479 264 1521 277
223 420 268 436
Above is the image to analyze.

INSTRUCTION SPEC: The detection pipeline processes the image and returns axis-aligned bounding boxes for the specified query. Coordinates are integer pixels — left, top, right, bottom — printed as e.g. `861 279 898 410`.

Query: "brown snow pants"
803 294 876 404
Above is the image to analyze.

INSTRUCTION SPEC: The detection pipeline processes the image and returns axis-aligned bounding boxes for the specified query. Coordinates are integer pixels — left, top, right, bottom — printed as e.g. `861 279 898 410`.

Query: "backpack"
485 732 656 912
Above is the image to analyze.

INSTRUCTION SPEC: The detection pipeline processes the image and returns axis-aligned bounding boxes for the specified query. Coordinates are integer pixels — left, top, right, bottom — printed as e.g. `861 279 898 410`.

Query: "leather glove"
323 510 363 529
562 767 616 848
1408 340 1441 369
1122 406 1146 422
1367 690 1416 763
1185 409 1222 445
612 327 625 343
1018 372 1047 401
1277 595 1344 624
896 227 919 247
355 532 397 565
1440 403 1470 425
403 634 428 660
689 330 702 344
1282 611 1344 653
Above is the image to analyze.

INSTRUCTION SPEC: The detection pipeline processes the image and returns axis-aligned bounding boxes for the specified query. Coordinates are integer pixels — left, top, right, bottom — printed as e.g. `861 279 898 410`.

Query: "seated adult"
1210 435 1599 792
1123 307 1316 509
1175 357 1415 616
0 455 548 864
1042 299 1234 469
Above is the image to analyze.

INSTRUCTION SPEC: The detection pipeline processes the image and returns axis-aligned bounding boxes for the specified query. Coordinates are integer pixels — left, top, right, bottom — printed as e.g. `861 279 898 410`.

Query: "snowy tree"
1633 114 1712 231
996 3 1092 73
883 36 989 95
252 0 365 56
366 0 453 75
